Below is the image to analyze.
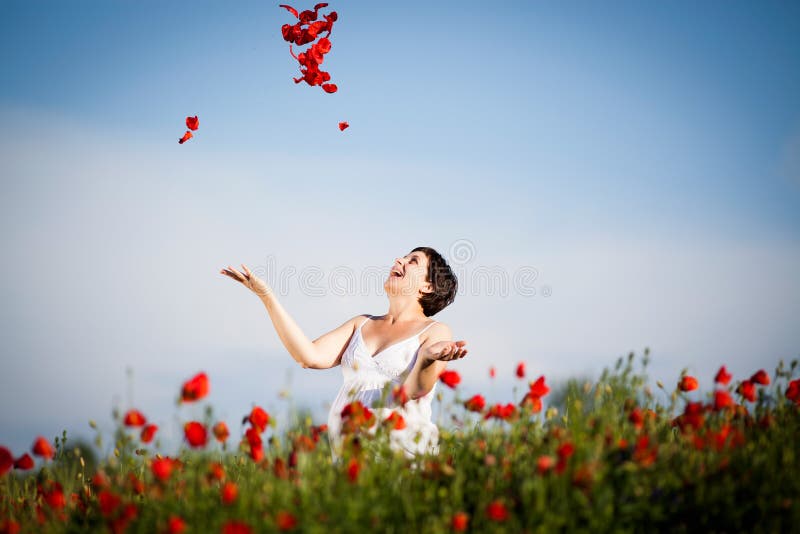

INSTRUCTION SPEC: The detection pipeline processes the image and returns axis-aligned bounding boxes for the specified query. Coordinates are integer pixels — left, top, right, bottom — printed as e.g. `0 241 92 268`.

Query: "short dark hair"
411 246 458 316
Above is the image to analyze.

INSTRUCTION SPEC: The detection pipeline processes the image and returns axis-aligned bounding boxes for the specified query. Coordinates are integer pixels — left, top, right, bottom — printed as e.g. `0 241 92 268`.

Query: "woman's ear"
419 282 434 296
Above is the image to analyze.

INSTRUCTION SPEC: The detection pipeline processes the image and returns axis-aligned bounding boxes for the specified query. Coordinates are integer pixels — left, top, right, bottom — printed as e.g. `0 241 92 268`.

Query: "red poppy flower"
528 376 550 397
32 436 54 460
250 443 264 463
557 442 575 461
737 380 756 402
246 427 263 449
41 481 66 510
715 365 732 385
464 394 486 412
438 370 461 389
140 424 158 443
185 116 199 131
392 385 408 406
222 521 253 534
0 520 21 534
451 512 469 532
713 390 734 411
484 403 516 421
384 411 406 431
750 369 770 385
537 455 554 474
14 453 34 471
181 372 209 402
347 457 360 483
98 490 121 518
629 407 644 430
249 406 270 432
340 401 375 433
0 447 12 475
276 511 298 531
520 392 542 413
178 131 193 144
213 422 230 442
515 362 526 378
787 378 800 404
486 500 508 522
208 462 226 482
151 457 174 481
183 421 207 448
167 516 187 534
338 121 349 131
679 375 698 392
221 482 238 505
123 409 147 427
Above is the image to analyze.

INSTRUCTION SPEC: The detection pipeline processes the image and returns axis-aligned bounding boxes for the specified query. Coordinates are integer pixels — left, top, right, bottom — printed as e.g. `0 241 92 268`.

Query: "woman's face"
384 250 431 297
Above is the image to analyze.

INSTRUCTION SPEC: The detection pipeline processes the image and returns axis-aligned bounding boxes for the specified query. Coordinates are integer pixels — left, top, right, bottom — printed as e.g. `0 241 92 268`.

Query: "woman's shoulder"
423 320 451 343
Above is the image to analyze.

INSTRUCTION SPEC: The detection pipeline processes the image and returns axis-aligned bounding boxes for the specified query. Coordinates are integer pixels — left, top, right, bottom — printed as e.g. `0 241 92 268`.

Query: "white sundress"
327 315 440 462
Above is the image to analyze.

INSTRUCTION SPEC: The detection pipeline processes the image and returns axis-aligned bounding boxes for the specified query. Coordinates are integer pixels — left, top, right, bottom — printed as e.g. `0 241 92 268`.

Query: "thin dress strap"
416 320 437 337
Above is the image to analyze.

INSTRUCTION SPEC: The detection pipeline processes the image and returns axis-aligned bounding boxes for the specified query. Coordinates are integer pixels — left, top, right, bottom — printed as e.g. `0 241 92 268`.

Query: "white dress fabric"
327 315 440 462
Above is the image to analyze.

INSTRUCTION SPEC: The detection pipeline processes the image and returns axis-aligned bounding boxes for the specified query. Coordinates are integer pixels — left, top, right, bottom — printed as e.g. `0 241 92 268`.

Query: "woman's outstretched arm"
402 323 468 399
220 263 362 369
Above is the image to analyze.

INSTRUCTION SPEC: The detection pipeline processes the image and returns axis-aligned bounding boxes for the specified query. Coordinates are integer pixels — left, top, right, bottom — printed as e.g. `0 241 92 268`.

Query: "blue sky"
1 0 799 454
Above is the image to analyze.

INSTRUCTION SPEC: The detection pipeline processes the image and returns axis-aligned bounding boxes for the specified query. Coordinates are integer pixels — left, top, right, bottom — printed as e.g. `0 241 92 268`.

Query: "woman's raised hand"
220 264 272 297
426 340 468 362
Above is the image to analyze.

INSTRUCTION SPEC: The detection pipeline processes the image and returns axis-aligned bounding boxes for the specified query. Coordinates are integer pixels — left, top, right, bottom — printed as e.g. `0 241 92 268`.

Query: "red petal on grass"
338 121 349 131
278 4 299 18
178 131 193 144
181 372 209 402
321 83 338 93
186 116 199 131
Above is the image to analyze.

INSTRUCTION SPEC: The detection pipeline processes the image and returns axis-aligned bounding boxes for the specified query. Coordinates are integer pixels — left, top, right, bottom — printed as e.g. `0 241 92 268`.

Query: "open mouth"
391 268 404 278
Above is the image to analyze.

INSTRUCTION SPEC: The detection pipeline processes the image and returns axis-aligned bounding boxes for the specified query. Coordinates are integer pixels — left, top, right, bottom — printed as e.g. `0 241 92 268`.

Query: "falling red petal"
338 121 349 131
178 131 193 144
321 83 337 93
278 4 299 18
186 116 199 131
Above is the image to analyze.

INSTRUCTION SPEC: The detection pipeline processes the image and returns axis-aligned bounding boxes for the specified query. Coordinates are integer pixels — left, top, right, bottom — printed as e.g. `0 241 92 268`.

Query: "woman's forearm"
405 352 444 399
257 291 317 367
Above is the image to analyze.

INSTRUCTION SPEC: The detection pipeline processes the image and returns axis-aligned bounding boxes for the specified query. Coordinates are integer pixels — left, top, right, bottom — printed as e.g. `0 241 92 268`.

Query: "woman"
220 246 467 461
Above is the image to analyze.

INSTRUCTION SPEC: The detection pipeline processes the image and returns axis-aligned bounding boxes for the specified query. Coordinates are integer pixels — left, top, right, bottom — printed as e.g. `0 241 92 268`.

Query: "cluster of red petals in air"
279 3 338 94
178 115 199 144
